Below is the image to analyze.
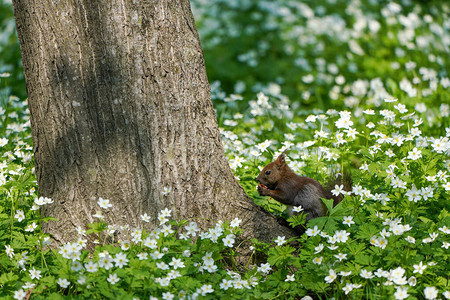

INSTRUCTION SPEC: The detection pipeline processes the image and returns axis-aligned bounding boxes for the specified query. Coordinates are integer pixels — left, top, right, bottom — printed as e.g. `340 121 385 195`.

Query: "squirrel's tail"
324 172 352 207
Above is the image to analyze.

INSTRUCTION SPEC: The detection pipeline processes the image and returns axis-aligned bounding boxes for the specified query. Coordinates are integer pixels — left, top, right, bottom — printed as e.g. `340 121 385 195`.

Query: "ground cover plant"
1 0 449 299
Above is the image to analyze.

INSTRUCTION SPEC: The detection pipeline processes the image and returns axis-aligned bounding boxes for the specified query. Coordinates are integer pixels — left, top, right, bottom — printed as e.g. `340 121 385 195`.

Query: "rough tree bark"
12 0 296 245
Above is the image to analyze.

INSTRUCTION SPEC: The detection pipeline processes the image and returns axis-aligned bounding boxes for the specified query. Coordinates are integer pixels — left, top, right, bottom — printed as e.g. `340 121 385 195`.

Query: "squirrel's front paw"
257 184 270 196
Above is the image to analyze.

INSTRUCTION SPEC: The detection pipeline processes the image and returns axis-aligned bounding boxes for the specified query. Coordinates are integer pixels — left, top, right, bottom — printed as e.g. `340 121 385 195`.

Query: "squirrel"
256 153 347 222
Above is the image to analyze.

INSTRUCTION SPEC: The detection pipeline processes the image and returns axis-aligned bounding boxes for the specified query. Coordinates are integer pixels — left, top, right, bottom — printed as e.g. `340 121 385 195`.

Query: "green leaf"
368 162 381 175
321 198 334 212
307 216 328 230
438 209 449 220
347 243 366 256
287 213 306 227
328 199 351 217
86 222 108 234
418 216 433 225
0 272 19 285
41 216 57 223
323 218 338 233
47 293 64 300
267 246 296 267
355 223 379 240
354 254 371 266
39 275 56 289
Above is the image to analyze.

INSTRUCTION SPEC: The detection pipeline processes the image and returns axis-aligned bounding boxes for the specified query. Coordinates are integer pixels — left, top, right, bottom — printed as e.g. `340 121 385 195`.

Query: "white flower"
85 260 98 273
360 269 374 279
314 244 324 254
185 221 200 236
57 278 70 288
220 279 232 290
431 137 449 153
343 283 354 295
143 237 158 249
223 234 236 247
313 257 323 265
136 252 148 260
162 224 174 236
339 271 352 277
5 245 14 259
107 273 120 285
169 257 185 269
14 289 26 300
324 269 337 283
275 236 286 246
444 182 450 191
24 222 38 232
92 211 104 219
408 276 417 287
183 249 191 257
160 208 172 217
384 97 398 103
77 276 86 285
71 261 83 272
162 187 172 196
390 267 407 285
285 274 295 282
305 225 320 237
140 213 150 222
120 240 130 251
156 262 169 270
413 261 427 274
405 236 416 244
167 270 181 279
292 205 303 212
200 284 214 296
394 286 409 300
407 147 422 160
334 230 350 243
342 216 355 227
334 252 347 262
97 197 112 209
421 186 434 200
335 118 353 130
162 292 174 300
98 253 114 270
305 115 318 123
257 262 271 274
21 282 35 290
29 267 42 280
14 210 25 222
331 184 344 197
114 252 129 268
424 286 438 299
230 218 242 228
202 259 218 273
394 103 408 113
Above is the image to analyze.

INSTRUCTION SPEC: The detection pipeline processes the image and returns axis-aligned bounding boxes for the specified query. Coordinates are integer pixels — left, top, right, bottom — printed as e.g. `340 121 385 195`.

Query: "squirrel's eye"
265 170 271 175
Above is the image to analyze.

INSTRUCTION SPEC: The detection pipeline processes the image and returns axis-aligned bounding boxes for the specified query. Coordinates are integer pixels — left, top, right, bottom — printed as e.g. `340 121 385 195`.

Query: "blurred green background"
1 0 448 111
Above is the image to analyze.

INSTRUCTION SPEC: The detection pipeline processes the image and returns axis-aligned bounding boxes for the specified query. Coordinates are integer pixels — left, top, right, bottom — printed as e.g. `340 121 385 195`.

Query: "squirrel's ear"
276 153 286 165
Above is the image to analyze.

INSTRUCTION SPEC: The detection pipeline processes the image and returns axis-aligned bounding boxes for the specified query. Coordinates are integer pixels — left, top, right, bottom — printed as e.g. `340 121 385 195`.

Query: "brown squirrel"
257 153 346 222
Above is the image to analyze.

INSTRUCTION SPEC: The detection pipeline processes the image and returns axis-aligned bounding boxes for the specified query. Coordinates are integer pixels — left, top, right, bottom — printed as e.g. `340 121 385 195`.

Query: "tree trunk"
12 0 295 245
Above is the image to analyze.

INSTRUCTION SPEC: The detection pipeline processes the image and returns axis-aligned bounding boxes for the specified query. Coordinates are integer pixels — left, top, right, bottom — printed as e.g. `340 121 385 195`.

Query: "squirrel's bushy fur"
257 154 348 221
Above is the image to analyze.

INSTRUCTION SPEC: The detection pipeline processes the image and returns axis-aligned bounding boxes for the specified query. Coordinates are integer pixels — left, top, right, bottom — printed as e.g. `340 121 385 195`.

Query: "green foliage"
1 0 449 299
0 0 26 100
192 0 449 112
